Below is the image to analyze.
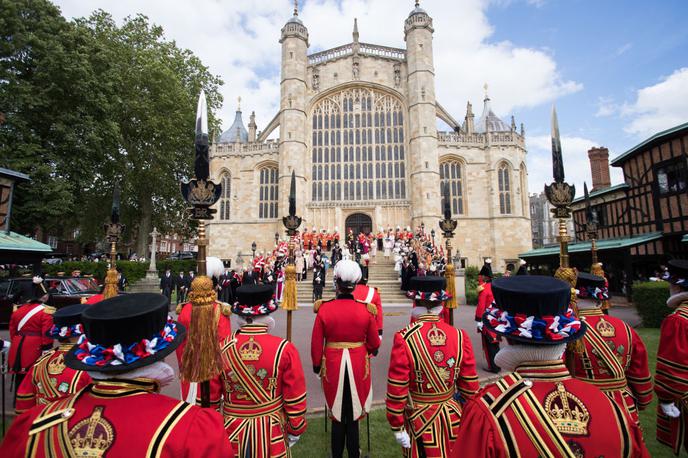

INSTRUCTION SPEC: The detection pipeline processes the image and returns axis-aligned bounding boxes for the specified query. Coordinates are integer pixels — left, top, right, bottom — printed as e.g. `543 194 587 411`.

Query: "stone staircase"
296 255 411 304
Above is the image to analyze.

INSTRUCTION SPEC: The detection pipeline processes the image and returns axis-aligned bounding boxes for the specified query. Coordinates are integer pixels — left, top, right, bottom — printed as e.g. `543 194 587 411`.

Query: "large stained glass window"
498 162 512 215
219 172 231 220
311 87 406 202
440 160 465 215
259 165 278 219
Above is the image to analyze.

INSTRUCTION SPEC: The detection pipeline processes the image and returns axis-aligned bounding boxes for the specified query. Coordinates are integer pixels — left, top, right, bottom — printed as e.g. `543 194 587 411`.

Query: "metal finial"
294 0 298 16
237 96 241 111
483 83 489 100
415 1 420 7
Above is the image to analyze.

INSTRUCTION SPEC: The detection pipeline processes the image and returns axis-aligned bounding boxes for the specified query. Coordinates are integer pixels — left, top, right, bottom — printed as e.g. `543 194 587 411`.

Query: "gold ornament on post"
439 182 458 324
281 171 302 341
179 90 223 408
102 184 124 300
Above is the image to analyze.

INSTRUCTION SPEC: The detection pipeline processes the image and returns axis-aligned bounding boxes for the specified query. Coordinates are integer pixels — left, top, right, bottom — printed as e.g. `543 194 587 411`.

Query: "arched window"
258 165 278 219
311 87 405 202
439 160 465 215
219 172 231 220
498 162 512 215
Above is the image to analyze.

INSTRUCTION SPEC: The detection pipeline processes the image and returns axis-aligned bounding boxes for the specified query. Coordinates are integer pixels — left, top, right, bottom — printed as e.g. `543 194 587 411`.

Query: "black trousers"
331 372 359 458
481 333 501 373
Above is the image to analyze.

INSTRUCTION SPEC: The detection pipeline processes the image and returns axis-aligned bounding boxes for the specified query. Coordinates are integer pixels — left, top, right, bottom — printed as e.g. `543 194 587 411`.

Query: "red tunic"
386 314 480 457
0 379 233 457
353 284 383 333
15 343 91 414
655 301 688 455
311 296 380 421
220 324 307 457
475 282 499 345
8 302 54 374
175 301 232 408
451 361 650 457
567 308 653 427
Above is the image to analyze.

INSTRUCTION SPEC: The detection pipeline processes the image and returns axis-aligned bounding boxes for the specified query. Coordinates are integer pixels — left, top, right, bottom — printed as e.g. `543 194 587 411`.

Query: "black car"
168 251 196 260
0 276 100 328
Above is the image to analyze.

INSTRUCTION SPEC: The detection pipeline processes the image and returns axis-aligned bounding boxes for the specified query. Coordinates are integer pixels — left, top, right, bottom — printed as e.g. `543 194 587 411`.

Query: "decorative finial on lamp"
415 1 420 7
294 0 298 16
237 96 241 112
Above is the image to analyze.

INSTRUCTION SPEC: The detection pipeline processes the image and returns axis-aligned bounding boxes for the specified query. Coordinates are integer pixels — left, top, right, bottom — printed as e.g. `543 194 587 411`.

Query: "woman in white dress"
295 250 304 281
383 233 394 258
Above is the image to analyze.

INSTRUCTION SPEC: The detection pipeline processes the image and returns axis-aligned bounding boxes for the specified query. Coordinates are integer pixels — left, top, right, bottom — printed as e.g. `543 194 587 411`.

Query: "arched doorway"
345 213 372 235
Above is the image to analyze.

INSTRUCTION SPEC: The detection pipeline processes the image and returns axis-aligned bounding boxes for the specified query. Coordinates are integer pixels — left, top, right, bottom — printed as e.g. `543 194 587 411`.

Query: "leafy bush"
465 266 479 305
41 260 198 285
632 281 671 328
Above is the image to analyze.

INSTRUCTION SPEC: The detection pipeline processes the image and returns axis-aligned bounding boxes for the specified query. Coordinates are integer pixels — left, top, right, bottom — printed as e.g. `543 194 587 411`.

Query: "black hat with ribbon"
232 284 278 317
65 293 185 373
575 272 608 301
47 303 88 341
483 275 586 344
668 259 688 290
406 276 451 303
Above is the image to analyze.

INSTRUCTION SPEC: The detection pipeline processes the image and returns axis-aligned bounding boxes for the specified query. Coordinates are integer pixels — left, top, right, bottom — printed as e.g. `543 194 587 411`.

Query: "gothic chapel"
208 2 532 270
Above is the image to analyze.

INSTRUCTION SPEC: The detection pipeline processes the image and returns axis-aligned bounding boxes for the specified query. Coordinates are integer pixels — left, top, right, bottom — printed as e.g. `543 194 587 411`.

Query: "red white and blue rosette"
483 303 584 344
405 289 452 302
576 285 609 301
48 323 84 340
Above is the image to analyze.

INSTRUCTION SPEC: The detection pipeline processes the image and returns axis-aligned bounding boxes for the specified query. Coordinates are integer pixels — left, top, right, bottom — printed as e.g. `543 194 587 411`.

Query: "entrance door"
345 213 372 235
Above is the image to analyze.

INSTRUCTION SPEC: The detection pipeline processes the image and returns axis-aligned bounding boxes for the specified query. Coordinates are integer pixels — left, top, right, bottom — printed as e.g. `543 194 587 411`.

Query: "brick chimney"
588 147 611 191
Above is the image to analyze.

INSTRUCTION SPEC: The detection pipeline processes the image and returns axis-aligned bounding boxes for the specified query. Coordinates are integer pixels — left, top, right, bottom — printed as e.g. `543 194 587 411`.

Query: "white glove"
288 434 300 447
661 402 681 418
0 340 9 353
476 321 484 332
315 372 321 380
394 430 411 449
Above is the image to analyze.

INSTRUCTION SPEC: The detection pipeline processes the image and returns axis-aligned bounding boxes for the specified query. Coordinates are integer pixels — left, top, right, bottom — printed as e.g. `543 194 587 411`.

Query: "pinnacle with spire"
353 18 359 43
293 0 298 16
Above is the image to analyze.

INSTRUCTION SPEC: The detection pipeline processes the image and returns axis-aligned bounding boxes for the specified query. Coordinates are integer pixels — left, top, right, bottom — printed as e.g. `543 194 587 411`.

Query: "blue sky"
55 0 688 194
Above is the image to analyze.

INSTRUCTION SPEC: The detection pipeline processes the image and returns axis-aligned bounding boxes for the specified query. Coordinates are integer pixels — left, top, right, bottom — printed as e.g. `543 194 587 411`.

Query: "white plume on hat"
32 276 43 284
519 259 527 266
335 226 339 231
485 258 492 264
333 259 362 284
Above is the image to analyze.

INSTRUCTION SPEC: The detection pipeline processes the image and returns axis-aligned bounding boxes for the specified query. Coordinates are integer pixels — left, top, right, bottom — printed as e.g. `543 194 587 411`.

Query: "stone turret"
464 101 475 134
279 1 309 217
248 111 257 143
404 1 440 227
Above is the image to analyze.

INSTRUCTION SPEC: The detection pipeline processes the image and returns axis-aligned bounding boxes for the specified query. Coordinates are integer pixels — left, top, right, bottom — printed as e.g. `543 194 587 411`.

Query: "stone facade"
207 4 532 271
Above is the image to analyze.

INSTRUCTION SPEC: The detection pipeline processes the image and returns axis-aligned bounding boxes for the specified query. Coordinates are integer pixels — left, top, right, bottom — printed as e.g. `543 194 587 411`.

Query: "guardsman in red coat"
475 260 500 373
451 276 649 458
15 304 92 414
566 272 653 428
8 277 54 399
175 276 232 408
353 276 383 339
655 259 688 455
386 276 480 457
0 293 233 457
311 259 380 458
220 284 307 457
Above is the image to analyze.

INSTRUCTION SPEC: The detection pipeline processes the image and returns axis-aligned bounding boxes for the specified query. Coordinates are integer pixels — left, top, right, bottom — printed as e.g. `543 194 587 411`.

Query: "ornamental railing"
212 141 279 155
437 131 525 148
308 42 406 65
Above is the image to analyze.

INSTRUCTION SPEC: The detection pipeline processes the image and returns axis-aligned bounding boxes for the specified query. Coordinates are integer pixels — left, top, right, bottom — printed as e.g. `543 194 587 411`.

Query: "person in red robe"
386 276 480 457
15 304 92 414
353 275 383 338
8 277 54 401
220 284 307 456
311 260 380 458
565 272 653 429
656 259 688 455
475 260 500 373
451 275 649 458
0 293 233 458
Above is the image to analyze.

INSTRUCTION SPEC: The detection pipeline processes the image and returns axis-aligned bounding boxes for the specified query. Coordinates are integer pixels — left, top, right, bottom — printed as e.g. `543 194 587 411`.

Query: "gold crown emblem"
544 383 590 436
69 407 114 458
595 318 616 338
427 324 447 347
239 337 263 361
47 353 65 375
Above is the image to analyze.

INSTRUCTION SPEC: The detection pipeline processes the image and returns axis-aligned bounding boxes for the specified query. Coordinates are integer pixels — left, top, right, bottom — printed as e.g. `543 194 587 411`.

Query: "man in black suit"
159 268 175 306
175 270 187 303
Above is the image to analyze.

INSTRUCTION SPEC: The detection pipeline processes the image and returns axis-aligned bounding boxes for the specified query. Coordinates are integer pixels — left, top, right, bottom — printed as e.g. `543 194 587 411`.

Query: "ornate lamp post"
251 241 257 260
431 229 436 247
583 182 599 265
439 183 458 325
102 184 124 299
420 221 425 236
544 106 576 270
275 232 280 247
281 171 302 341
179 90 223 408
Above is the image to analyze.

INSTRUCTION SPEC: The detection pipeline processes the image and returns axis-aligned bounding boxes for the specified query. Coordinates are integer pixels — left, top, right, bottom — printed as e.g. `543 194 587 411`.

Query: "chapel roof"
218 108 248 144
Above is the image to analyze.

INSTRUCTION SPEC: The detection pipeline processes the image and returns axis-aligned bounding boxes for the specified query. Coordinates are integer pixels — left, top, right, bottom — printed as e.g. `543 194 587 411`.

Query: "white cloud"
615 42 632 57
595 96 617 117
53 0 580 136
526 135 624 195
622 67 688 137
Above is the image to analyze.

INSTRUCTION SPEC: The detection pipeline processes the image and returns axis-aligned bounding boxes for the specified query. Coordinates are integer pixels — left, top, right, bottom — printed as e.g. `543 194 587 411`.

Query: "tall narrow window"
439 160 465 215
311 87 405 202
498 162 512 215
219 172 231 220
258 165 278 219
519 163 528 215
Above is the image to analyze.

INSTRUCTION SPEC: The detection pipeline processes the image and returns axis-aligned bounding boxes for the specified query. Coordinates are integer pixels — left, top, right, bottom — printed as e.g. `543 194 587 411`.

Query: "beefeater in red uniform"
311 259 380 458
174 276 232 408
353 276 383 338
655 259 688 455
0 293 233 457
386 276 480 457
220 284 307 457
566 272 653 428
451 276 649 458
15 304 91 414
8 277 54 398
475 260 500 373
